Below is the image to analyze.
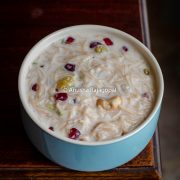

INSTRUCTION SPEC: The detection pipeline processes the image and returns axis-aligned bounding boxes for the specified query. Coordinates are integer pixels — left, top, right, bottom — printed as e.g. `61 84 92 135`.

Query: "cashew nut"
96 99 111 110
96 96 121 110
109 96 121 109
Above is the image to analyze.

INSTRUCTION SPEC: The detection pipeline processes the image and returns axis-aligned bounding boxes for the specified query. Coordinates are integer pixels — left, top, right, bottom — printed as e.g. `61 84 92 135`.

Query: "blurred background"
148 0 180 179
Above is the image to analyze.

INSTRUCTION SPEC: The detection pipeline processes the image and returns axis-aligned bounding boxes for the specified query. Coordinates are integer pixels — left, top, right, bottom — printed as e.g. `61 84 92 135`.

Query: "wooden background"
0 0 162 179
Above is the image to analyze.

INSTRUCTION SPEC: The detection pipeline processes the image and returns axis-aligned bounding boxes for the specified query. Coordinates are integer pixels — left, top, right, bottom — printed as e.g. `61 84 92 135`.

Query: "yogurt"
26 32 155 141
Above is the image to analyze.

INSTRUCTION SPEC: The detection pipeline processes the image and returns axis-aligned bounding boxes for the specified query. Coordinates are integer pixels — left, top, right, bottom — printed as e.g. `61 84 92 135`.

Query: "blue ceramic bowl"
18 25 164 171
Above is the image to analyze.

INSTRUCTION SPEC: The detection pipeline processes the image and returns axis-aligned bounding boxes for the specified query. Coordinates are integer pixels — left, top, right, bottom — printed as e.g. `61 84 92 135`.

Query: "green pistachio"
56 109 63 116
47 103 63 116
47 104 55 111
61 38 66 44
95 45 107 53
144 68 150 75
56 76 74 90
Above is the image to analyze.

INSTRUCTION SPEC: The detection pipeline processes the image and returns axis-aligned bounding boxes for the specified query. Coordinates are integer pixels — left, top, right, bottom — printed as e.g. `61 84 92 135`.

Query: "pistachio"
47 103 62 116
56 76 74 90
56 109 63 116
61 38 66 44
95 45 107 53
47 103 55 111
144 68 150 75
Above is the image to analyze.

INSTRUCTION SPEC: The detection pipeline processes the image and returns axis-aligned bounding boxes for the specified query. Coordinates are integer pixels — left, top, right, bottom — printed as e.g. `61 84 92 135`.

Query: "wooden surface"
0 0 162 179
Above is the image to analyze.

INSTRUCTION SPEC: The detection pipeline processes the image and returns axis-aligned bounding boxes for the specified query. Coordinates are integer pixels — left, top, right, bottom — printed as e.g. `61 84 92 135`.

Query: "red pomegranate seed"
64 63 75 71
122 46 128 52
54 93 68 101
103 38 113 46
65 37 74 44
89 41 102 48
49 126 54 131
142 92 149 99
68 128 81 139
32 83 39 91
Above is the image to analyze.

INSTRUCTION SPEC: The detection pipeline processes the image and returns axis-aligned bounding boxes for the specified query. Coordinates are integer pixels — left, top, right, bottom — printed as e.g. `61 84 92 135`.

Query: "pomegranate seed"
122 46 128 52
32 83 39 91
89 41 101 48
49 126 54 131
68 128 81 139
54 93 68 101
65 37 74 44
103 38 113 46
142 92 149 99
64 63 75 72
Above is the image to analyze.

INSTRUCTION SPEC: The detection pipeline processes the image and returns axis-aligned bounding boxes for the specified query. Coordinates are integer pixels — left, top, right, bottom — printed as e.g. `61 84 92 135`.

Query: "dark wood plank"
0 0 162 179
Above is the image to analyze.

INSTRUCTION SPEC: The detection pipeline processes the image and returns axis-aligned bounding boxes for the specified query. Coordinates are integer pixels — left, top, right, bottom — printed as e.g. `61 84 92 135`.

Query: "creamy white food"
26 32 155 142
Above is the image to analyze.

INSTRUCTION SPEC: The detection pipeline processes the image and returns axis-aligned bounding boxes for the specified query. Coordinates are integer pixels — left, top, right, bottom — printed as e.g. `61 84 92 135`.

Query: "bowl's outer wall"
21 104 161 171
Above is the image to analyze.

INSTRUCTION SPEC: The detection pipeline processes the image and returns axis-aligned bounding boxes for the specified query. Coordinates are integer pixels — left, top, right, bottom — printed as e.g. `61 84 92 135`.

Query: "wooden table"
0 0 162 179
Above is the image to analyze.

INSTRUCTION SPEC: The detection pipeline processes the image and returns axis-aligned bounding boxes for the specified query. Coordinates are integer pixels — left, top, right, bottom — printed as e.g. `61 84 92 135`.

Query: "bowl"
18 25 164 171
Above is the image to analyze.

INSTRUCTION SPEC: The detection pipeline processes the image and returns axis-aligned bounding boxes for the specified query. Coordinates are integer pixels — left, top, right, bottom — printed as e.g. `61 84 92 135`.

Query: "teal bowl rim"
18 25 164 146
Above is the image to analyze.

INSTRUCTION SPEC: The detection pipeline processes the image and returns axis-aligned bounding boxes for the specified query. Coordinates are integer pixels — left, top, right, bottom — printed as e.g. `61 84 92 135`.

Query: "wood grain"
0 0 162 179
